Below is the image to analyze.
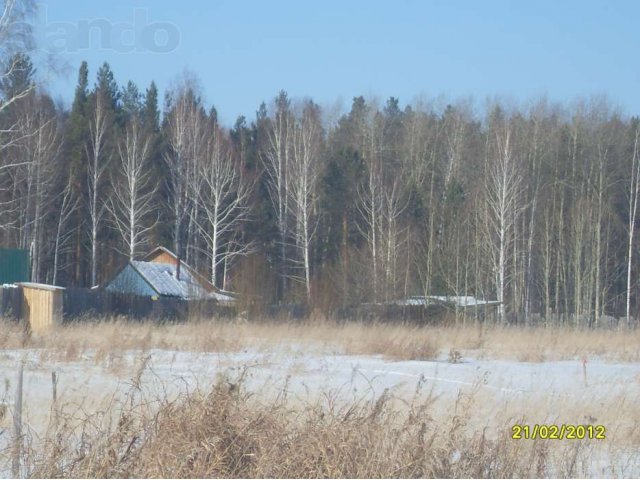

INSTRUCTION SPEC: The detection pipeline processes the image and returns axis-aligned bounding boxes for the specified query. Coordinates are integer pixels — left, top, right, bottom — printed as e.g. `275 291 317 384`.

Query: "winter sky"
32 0 640 124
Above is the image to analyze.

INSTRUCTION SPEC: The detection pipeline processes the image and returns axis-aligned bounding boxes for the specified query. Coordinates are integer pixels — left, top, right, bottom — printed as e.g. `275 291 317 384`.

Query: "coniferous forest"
2 47 640 325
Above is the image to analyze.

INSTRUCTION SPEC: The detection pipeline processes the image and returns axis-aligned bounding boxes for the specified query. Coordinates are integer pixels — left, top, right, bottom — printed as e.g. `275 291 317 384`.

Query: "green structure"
0 248 29 284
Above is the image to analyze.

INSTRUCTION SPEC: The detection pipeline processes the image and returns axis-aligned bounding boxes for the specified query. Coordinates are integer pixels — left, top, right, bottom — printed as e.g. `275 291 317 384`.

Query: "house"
104 247 236 305
349 294 502 323
390 295 501 322
392 295 501 309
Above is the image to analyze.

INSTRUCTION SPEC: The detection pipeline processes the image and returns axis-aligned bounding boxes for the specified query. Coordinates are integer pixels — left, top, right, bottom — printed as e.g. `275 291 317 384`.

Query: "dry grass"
19 372 611 479
1 316 639 363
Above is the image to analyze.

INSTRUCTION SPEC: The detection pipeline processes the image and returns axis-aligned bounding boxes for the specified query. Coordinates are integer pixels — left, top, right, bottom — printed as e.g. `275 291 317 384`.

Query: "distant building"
104 247 236 305
392 295 501 309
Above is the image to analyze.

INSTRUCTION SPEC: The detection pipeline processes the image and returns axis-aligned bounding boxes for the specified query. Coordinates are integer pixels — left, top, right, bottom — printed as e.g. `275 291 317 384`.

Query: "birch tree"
357 164 382 301
626 125 640 325
261 91 294 297
402 102 439 299
485 116 522 323
377 178 409 301
163 86 206 261
52 177 79 285
85 90 111 286
289 101 322 300
18 94 60 281
196 124 251 287
109 117 158 260
352 102 388 302
357 143 409 302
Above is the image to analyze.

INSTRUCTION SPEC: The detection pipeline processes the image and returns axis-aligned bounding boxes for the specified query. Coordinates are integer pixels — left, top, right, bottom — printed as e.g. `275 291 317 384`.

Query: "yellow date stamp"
512 424 605 440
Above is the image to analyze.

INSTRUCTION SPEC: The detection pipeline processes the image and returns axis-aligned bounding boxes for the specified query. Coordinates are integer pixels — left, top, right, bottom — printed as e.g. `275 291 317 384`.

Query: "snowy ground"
0 345 639 477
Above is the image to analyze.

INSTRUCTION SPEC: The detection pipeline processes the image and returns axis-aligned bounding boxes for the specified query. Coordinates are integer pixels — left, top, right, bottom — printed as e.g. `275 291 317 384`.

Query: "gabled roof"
130 260 210 299
144 246 181 263
144 247 215 292
143 246 237 301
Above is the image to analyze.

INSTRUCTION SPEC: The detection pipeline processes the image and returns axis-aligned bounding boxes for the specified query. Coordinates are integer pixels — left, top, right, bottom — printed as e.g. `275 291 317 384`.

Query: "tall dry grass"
1 316 639 363
20 372 600 478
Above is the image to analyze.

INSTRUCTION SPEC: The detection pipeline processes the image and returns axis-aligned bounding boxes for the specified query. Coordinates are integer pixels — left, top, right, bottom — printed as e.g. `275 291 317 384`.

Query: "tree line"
1 38 640 326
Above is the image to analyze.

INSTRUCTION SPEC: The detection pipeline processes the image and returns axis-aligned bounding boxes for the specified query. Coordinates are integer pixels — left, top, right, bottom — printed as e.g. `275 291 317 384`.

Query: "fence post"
11 361 24 478
51 371 57 404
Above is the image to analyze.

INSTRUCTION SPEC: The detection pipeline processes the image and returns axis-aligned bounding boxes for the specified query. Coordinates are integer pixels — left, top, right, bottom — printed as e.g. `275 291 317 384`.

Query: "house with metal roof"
391 295 501 308
104 247 236 305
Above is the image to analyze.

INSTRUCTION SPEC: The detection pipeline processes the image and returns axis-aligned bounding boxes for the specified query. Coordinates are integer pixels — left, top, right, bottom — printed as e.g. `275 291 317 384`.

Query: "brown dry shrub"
25 376 583 479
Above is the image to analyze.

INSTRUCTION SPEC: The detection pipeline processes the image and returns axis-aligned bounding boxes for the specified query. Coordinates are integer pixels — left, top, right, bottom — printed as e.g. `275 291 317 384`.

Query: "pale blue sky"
33 0 640 124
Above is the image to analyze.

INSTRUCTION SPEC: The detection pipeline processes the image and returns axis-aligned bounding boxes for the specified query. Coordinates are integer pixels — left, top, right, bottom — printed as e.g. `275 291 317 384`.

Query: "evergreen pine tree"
63 61 90 285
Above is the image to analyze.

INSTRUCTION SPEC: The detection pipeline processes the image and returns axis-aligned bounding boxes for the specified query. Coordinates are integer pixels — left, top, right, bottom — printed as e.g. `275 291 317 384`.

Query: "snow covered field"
0 342 639 477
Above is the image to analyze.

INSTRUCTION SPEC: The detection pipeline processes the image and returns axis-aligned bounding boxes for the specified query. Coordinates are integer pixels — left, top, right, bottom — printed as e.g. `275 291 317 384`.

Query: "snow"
212 291 236 303
16 282 65 291
0 347 635 419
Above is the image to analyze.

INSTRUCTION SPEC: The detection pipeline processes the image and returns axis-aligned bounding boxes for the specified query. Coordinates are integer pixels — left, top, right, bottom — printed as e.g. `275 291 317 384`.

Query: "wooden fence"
0 286 22 319
63 289 235 321
0 285 235 324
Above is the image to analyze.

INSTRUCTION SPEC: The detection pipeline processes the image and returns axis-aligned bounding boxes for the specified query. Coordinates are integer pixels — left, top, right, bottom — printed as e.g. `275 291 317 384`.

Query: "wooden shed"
17 283 65 333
